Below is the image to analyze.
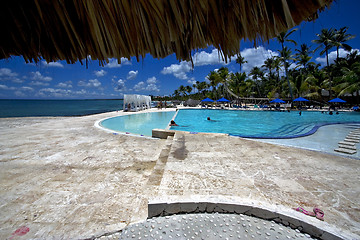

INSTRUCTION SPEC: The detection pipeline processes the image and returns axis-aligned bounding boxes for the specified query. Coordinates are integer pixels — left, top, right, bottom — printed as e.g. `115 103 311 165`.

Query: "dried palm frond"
0 0 333 65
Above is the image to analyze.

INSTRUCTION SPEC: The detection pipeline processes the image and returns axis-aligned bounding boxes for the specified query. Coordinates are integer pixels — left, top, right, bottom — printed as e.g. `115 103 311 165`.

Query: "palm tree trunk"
326 49 333 99
284 64 294 100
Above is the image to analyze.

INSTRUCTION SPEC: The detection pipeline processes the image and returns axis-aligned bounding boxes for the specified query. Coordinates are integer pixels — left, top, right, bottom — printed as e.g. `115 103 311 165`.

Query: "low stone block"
334 148 356 154
247 207 278 220
338 144 356 150
152 129 175 139
205 202 217 213
148 203 166 217
344 138 359 143
180 202 198 213
164 202 181 215
320 231 343 240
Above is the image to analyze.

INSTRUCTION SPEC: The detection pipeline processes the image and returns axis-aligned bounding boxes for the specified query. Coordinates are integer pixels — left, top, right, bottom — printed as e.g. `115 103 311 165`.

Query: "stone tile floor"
0 110 359 239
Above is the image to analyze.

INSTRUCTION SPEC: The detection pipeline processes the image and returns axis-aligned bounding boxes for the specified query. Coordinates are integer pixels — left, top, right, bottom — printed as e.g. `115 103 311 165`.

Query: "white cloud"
239 47 279 74
161 49 228 80
30 71 52 81
12 78 24 83
78 79 101 88
133 77 160 92
56 81 73 88
20 86 34 92
146 76 157 84
187 78 196 85
146 83 159 92
145 77 159 92
0 68 18 78
75 89 87 95
161 61 192 80
133 81 145 91
193 49 227 66
14 91 26 97
0 84 15 90
94 70 107 77
42 61 64 68
127 70 138 80
114 79 127 92
29 81 50 86
37 88 73 98
104 58 132 68
160 48 239 80
315 48 359 66
0 68 22 83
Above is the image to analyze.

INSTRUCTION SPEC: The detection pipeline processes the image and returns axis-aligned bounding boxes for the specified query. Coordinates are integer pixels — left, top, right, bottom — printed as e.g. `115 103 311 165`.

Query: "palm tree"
312 28 336 99
236 55 247 73
185 85 192 96
333 27 355 60
228 72 247 97
276 29 297 100
196 81 208 96
295 44 313 72
249 66 264 97
334 53 360 103
262 57 275 77
178 85 186 98
192 83 197 94
276 29 298 50
173 89 180 99
278 46 296 99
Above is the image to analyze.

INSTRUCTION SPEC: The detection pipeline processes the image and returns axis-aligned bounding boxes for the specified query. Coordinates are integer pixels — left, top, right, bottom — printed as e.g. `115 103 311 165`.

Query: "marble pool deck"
0 108 359 239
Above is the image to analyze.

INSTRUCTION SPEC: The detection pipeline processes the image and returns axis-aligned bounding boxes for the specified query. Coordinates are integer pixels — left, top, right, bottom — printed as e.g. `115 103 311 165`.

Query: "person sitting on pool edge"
169 120 178 126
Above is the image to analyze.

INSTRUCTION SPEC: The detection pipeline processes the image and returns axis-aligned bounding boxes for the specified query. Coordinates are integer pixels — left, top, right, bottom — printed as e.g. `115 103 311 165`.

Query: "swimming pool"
170 109 360 138
100 111 175 136
100 109 360 138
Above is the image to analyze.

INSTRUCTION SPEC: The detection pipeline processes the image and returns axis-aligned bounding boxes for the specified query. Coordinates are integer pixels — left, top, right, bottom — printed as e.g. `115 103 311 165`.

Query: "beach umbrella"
216 97 230 102
293 97 309 102
328 98 346 103
201 98 214 102
270 98 285 103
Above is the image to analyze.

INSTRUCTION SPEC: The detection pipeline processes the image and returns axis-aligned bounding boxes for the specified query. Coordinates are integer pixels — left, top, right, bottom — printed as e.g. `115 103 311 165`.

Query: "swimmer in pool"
169 120 178 126
207 117 217 121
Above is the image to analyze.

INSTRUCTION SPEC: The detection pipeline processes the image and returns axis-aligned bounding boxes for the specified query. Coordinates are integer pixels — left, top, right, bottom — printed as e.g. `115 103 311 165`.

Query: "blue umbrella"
328 98 346 103
216 97 230 102
201 98 214 102
293 97 309 102
270 98 285 103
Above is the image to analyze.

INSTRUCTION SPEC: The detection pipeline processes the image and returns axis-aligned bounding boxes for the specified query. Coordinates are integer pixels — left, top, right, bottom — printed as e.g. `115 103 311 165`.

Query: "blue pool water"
170 109 360 138
100 109 360 138
100 111 175 136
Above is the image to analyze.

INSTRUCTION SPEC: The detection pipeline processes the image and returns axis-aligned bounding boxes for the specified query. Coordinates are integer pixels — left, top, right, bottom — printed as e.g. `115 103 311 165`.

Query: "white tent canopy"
123 94 151 112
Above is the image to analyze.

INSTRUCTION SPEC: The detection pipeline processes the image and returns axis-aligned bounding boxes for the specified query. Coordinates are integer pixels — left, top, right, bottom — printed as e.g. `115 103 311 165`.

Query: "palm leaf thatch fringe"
0 0 333 66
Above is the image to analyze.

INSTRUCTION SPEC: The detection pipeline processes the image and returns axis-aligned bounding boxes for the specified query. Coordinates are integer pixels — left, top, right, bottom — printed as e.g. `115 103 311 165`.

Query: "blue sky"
0 0 359 99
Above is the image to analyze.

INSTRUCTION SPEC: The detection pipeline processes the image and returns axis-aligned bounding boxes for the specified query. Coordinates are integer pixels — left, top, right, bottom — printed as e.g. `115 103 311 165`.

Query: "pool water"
170 109 360 138
100 111 175 136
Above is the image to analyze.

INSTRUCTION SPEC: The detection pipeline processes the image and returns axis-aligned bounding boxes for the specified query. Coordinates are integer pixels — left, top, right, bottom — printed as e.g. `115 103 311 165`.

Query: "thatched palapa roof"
1 0 333 65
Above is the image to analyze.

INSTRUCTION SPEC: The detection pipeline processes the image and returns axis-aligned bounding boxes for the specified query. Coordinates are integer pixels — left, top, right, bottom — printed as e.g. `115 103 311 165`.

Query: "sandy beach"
0 109 359 239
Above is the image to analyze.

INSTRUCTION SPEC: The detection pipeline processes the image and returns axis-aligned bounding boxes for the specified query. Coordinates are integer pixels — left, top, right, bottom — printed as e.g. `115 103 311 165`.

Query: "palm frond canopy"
1 0 333 65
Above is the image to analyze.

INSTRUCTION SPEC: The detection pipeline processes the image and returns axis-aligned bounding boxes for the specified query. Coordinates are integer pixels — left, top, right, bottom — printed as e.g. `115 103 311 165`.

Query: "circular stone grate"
118 213 316 239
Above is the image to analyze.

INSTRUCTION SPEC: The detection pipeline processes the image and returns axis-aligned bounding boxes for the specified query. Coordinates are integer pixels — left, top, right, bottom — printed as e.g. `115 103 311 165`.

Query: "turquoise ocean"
0 99 124 118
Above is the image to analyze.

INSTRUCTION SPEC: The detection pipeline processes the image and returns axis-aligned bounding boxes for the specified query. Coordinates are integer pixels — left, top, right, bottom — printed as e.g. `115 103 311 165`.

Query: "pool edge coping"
147 200 357 240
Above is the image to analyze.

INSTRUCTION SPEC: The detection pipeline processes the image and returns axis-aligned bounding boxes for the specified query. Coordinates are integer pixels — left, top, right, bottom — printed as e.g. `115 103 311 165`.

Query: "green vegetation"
158 27 359 105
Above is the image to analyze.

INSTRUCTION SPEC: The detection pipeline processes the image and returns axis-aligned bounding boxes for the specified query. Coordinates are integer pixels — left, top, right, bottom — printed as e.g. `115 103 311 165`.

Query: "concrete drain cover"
119 213 316 239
